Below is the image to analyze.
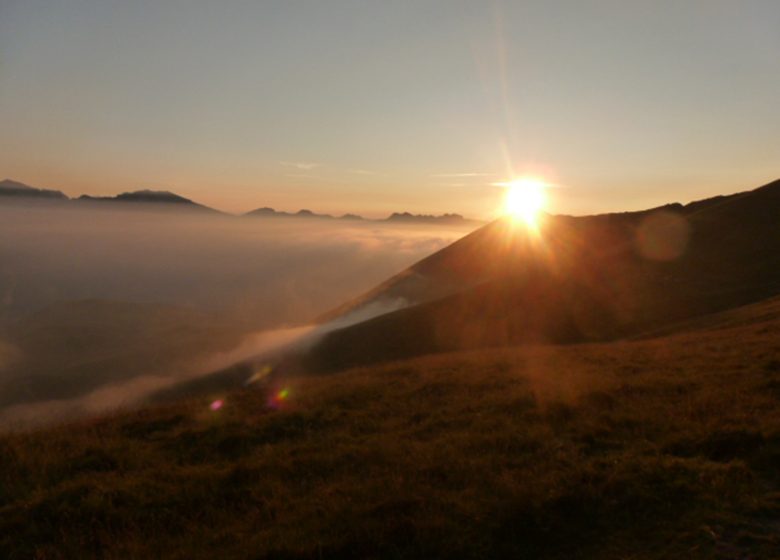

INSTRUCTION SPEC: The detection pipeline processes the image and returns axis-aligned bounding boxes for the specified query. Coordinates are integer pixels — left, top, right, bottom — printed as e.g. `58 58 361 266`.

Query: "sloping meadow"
2 297 779 558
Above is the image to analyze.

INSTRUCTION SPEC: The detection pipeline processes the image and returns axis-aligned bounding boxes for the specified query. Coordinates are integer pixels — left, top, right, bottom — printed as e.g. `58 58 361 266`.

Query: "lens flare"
636 211 690 261
245 364 273 386
268 387 290 409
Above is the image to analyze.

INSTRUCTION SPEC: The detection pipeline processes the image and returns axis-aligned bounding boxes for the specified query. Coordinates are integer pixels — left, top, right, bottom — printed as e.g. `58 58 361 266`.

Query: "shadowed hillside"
2 295 779 558
308 179 780 371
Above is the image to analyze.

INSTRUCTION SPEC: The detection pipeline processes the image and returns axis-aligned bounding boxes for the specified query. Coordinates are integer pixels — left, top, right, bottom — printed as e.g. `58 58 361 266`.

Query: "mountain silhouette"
244 207 343 220
1 179 482 223
245 207 482 224
385 211 480 226
0 179 68 200
77 189 218 212
306 178 780 371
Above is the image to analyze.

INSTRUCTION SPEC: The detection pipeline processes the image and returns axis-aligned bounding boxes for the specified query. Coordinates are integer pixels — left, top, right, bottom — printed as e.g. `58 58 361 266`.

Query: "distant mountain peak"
0 179 68 200
77 189 217 212
245 207 338 220
1 179 31 189
244 206 479 225
114 190 194 204
386 211 471 225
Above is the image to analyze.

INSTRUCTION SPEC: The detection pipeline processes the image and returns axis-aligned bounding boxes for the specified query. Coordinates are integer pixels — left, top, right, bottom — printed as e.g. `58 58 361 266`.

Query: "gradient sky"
1 0 778 218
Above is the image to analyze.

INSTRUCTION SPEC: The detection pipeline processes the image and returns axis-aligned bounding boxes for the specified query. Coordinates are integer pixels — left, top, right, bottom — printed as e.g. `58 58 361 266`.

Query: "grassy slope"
2 298 780 559
307 180 780 374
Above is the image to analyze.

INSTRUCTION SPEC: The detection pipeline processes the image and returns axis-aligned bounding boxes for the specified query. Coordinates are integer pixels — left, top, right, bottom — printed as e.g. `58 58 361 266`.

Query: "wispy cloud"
347 168 377 176
285 173 320 180
430 172 493 178
280 161 319 170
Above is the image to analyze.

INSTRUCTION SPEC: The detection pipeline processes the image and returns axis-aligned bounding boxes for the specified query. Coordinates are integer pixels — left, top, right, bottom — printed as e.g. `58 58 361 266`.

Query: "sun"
498 177 547 227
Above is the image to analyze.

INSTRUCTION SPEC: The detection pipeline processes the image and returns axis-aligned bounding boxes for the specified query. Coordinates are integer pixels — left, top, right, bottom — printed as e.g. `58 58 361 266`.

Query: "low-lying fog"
0 203 470 325
0 202 475 429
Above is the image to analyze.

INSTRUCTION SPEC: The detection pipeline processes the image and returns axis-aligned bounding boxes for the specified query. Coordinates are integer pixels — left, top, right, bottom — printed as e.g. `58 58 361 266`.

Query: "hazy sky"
1 0 778 217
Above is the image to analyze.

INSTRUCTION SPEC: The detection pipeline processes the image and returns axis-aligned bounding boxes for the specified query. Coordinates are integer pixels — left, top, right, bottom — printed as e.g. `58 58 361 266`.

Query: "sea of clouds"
0 202 475 428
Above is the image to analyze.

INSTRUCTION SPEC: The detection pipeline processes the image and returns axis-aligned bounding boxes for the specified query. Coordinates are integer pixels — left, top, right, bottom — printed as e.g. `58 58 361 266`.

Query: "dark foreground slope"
2 296 780 559
308 179 780 371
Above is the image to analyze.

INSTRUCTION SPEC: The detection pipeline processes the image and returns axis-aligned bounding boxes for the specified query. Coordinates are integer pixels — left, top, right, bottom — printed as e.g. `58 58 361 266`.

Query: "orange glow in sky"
2 2 777 218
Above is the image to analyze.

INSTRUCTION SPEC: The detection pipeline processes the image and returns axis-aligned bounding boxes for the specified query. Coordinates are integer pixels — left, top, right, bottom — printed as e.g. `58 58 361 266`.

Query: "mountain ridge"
305 178 780 371
154 177 780 402
77 189 218 212
244 206 483 225
0 179 67 200
0 178 483 224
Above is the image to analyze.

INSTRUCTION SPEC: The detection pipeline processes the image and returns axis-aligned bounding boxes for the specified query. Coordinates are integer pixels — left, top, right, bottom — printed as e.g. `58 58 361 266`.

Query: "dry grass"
2 299 780 559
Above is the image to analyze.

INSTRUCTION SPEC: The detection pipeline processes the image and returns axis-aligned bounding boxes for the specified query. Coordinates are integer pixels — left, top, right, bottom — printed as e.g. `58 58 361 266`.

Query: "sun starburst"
495 177 547 228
